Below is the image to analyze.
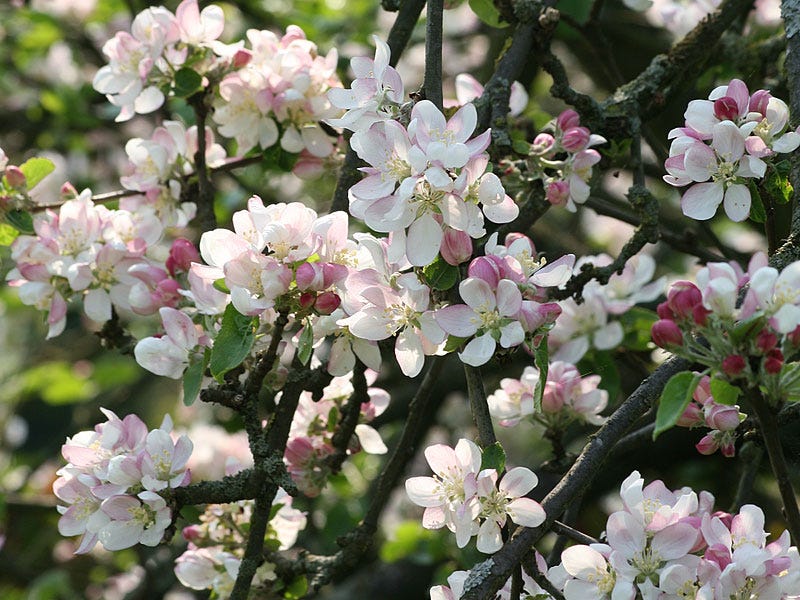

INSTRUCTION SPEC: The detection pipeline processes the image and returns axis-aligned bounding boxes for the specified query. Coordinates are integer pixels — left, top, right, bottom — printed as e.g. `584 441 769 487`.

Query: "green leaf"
765 169 793 205
18 157 55 190
710 377 740 406
468 0 509 28
209 304 258 381
480 442 506 473
748 181 766 223
173 67 203 97
21 361 98 405
284 576 308 600
653 371 702 440
213 278 231 294
532 337 550 414
0 223 19 245
730 314 766 344
512 139 531 155
6 210 34 235
421 256 460 291
444 335 468 352
182 352 207 406
297 320 314 365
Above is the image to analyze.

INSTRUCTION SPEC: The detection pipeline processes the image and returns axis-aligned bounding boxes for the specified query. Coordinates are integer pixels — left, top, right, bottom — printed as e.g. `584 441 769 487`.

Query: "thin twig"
464 364 498 447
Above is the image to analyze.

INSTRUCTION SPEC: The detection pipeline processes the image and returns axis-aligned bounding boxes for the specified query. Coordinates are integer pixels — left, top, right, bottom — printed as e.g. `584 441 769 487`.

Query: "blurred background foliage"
0 1 795 598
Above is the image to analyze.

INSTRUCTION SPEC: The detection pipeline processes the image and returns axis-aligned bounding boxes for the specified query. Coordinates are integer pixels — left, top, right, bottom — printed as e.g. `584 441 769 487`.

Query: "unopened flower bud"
676 402 703 427
713 96 739 121
60 182 78 200
721 355 746 377
695 433 719 455
440 229 473 265
764 349 784 374
315 291 341 315
545 180 570 206
166 238 201 276
704 403 741 431
298 292 316 310
651 319 683 348
468 256 501 288
4 165 26 189
656 301 674 320
667 282 702 319
561 126 591 152
233 49 252 68
556 109 580 131
530 133 555 156
749 89 772 115
182 525 202 542
693 305 710 327
755 328 778 353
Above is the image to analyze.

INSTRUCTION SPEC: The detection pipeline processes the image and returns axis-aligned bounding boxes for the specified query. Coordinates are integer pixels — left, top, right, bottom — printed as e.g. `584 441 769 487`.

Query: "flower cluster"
7 189 166 338
284 371 390 496
213 25 342 156
433 231 567 366
651 254 800 401
405 439 546 553
92 0 225 121
53 409 191 554
348 99 518 267
487 360 608 428
664 78 800 222
175 489 306 598
431 557 551 600
549 252 664 363
675 374 744 457
550 471 799 599
525 109 606 212
120 120 226 227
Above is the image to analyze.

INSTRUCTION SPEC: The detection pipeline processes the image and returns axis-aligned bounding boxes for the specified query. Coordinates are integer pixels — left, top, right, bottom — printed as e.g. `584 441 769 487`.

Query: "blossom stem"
422 0 444 110
464 364 497 447
748 389 800 544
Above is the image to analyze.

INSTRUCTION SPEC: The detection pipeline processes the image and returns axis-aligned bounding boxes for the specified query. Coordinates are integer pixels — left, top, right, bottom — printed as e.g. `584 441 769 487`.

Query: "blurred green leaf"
173 68 203 97
0 223 20 245
21 361 97 405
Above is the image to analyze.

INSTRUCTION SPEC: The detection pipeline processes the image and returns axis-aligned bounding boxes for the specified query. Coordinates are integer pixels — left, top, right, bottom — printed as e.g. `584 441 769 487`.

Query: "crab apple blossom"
134 307 210 379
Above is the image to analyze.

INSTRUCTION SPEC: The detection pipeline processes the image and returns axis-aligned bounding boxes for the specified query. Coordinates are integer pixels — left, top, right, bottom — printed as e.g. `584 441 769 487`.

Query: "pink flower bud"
60 182 78 200
695 434 719 455
719 439 736 458
651 319 683 348
315 291 341 315
233 49 252 68
764 349 784 374
749 89 772 115
166 238 201 276
713 97 739 121
721 355 746 377
298 292 316 310
705 543 733 569
545 180 570 206
4 165 26 189
756 328 778 353
518 301 561 332
440 228 473 265
295 262 322 290
321 263 348 287
468 256 501 288
666 281 702 320
676 402 703 427
789 325 800 347
531 133 555 156
693 305 710 327
561 126 591 152
182 525 202 542
704 403 740 431
656 301 674 320
556 109 580 131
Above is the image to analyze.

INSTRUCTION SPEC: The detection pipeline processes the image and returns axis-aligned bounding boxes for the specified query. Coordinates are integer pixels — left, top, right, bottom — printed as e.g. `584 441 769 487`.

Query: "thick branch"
421 0 444 109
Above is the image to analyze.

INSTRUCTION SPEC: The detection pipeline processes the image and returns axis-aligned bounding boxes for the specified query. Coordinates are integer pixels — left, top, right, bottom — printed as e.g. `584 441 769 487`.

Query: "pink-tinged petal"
160 307 199 349
561 544 608 579
726 79 750 115
395 327 424 377
350 173 396 200
448 103 478 142
606 511 645 556
172 435 194 471
454 438 482 472
773 304 800 334
530 254 575 288
134 337 187 379
101 495 139 520
722 183 751 222
737 154 767 177
345 310 392 341
773 132 800 154
84 289 112 323
422 506 447 529
652 522 699 560
711 121 745 160
406 213 443 267
681 182 723 220
458 333 495 366
411 100 446 133
355 424 387 454
507 498 546 527
424 444 458 477
499 466 538 497
563 580 607 600
418 311 446 345
593 321 623 350
496 279 522 316
499 321 525 348
684 100 717 136
683 143 716 182
459 277 496 311
465 130 491 156
455 73 483 104
199 229 249 267
133 87 165 116
99 520 143 551
476 519 502 553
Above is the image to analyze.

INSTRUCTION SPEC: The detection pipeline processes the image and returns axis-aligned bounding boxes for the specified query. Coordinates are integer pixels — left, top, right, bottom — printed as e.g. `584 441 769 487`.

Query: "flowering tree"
3 0 800 599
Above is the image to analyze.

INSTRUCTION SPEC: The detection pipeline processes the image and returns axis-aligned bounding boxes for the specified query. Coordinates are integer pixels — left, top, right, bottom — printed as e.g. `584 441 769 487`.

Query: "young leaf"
421 256 459 291
480 442 506 473
709 377 740 406
18 157 55 190
209 304 258 381
173 67 203 97
297 320 314 365
0 222 19 245
748 182 766 224
469 0 509 28
653 371 702 440
6 210 34 234
182 353 207 406
444 335 469 352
